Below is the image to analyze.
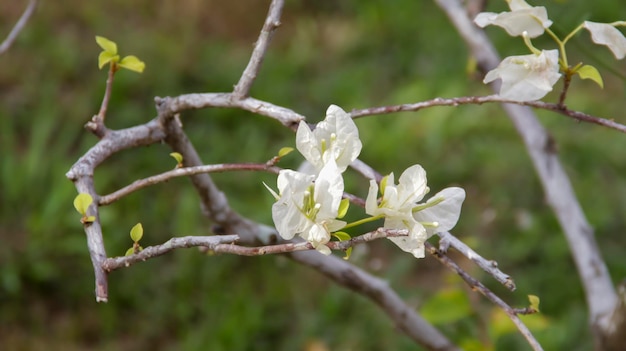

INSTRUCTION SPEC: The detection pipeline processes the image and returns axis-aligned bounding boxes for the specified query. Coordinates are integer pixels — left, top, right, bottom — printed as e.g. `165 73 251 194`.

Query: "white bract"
413 187 466 237
474 0 552 38
484 49 561 102
296 105 362 173
365 165 464 259
583 21 626 60
270 159 346 255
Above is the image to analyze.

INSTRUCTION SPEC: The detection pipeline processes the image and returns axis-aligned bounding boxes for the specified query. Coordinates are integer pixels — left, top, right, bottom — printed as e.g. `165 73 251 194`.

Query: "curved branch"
156 93 305 128
290 249 461 351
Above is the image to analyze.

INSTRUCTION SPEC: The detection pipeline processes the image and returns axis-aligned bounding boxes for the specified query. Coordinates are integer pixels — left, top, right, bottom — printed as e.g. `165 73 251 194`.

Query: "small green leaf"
119 55 146 73
332 231 352 260
125 247 135 256
73 193 93 216
278 147 294 158
170 152 183 166
337 198 350 219
98 51 119 69
576 64 604 88
343 247 353 260
130 223 143 242
528 294 540 312
95 36 118 54
332 231 351 242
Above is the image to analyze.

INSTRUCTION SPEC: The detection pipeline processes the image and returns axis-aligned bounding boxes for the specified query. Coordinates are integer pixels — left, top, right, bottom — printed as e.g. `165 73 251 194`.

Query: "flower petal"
386 219 427 259
484 49 561 101
583 21 626 60
414 187 466 237
474 1 552 38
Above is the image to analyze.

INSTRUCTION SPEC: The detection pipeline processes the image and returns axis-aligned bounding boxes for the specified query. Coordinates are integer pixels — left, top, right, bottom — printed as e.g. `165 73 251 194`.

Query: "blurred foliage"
1 0 626 350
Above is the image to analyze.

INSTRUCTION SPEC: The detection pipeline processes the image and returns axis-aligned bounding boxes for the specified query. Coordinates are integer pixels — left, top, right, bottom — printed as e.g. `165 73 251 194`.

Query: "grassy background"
1 0 626 350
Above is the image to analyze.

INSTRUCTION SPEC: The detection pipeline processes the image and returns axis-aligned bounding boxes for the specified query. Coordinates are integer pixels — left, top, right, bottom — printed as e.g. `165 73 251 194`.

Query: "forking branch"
66 0 626 349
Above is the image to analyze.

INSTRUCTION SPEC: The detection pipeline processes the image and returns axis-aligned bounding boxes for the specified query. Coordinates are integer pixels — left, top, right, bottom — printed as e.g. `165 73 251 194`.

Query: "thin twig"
232 0 284 99
438 231 515 291
99 163 281 206
103 235 239 271
0 0 38 55
350 95 626 134
425 243 544 351
103 229 410 271
97 64 116 122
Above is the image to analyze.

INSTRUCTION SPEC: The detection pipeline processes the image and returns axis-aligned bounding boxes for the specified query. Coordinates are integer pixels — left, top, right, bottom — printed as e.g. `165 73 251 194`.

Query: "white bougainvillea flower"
583 21 626 60
366 165 430 258
366 165 466 258
296 105 362 173
484 49 561 102
474 0 552 38
413 187 466 237
270 159 346 255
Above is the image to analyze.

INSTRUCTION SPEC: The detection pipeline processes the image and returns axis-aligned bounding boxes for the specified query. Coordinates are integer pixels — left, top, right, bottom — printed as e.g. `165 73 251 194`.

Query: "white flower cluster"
475 0 626 102
267 105 465 257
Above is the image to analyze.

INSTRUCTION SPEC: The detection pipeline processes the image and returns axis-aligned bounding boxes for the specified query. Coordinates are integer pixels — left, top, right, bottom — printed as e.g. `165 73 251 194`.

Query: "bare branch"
350 95 626 134
434 0 618 344
232 0 284 99
156 94 305 128
425 243 544 351
66 119 166 180
159 106 266 244
0 0 38 55
104 229 414 272
73 178 109 302
103 235 239 271
290 249 461 351
99 163 281 206
438 231 516 291
95 64 116 124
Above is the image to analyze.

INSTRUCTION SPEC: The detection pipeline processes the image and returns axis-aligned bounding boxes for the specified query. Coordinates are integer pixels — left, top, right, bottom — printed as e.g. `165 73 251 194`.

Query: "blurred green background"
1 0 625 350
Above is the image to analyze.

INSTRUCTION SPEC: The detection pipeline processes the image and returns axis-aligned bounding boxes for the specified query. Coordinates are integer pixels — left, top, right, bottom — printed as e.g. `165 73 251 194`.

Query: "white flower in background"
365 165 430 258
583 21 626 60
474 0 552 38
296 105 362 173
270 159 346 255
366 165 466 258
484 49 561 101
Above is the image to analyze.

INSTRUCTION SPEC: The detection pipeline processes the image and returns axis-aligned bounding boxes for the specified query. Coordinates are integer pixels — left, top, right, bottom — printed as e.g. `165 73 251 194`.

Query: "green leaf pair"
96 36 145 73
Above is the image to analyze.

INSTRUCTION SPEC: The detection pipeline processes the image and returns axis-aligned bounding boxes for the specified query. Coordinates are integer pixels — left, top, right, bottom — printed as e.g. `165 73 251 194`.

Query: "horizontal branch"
103 235 239 271
156 93 305 129
99 163 281 206
350 95 626 134
103 229 412 272
425 242 543 351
